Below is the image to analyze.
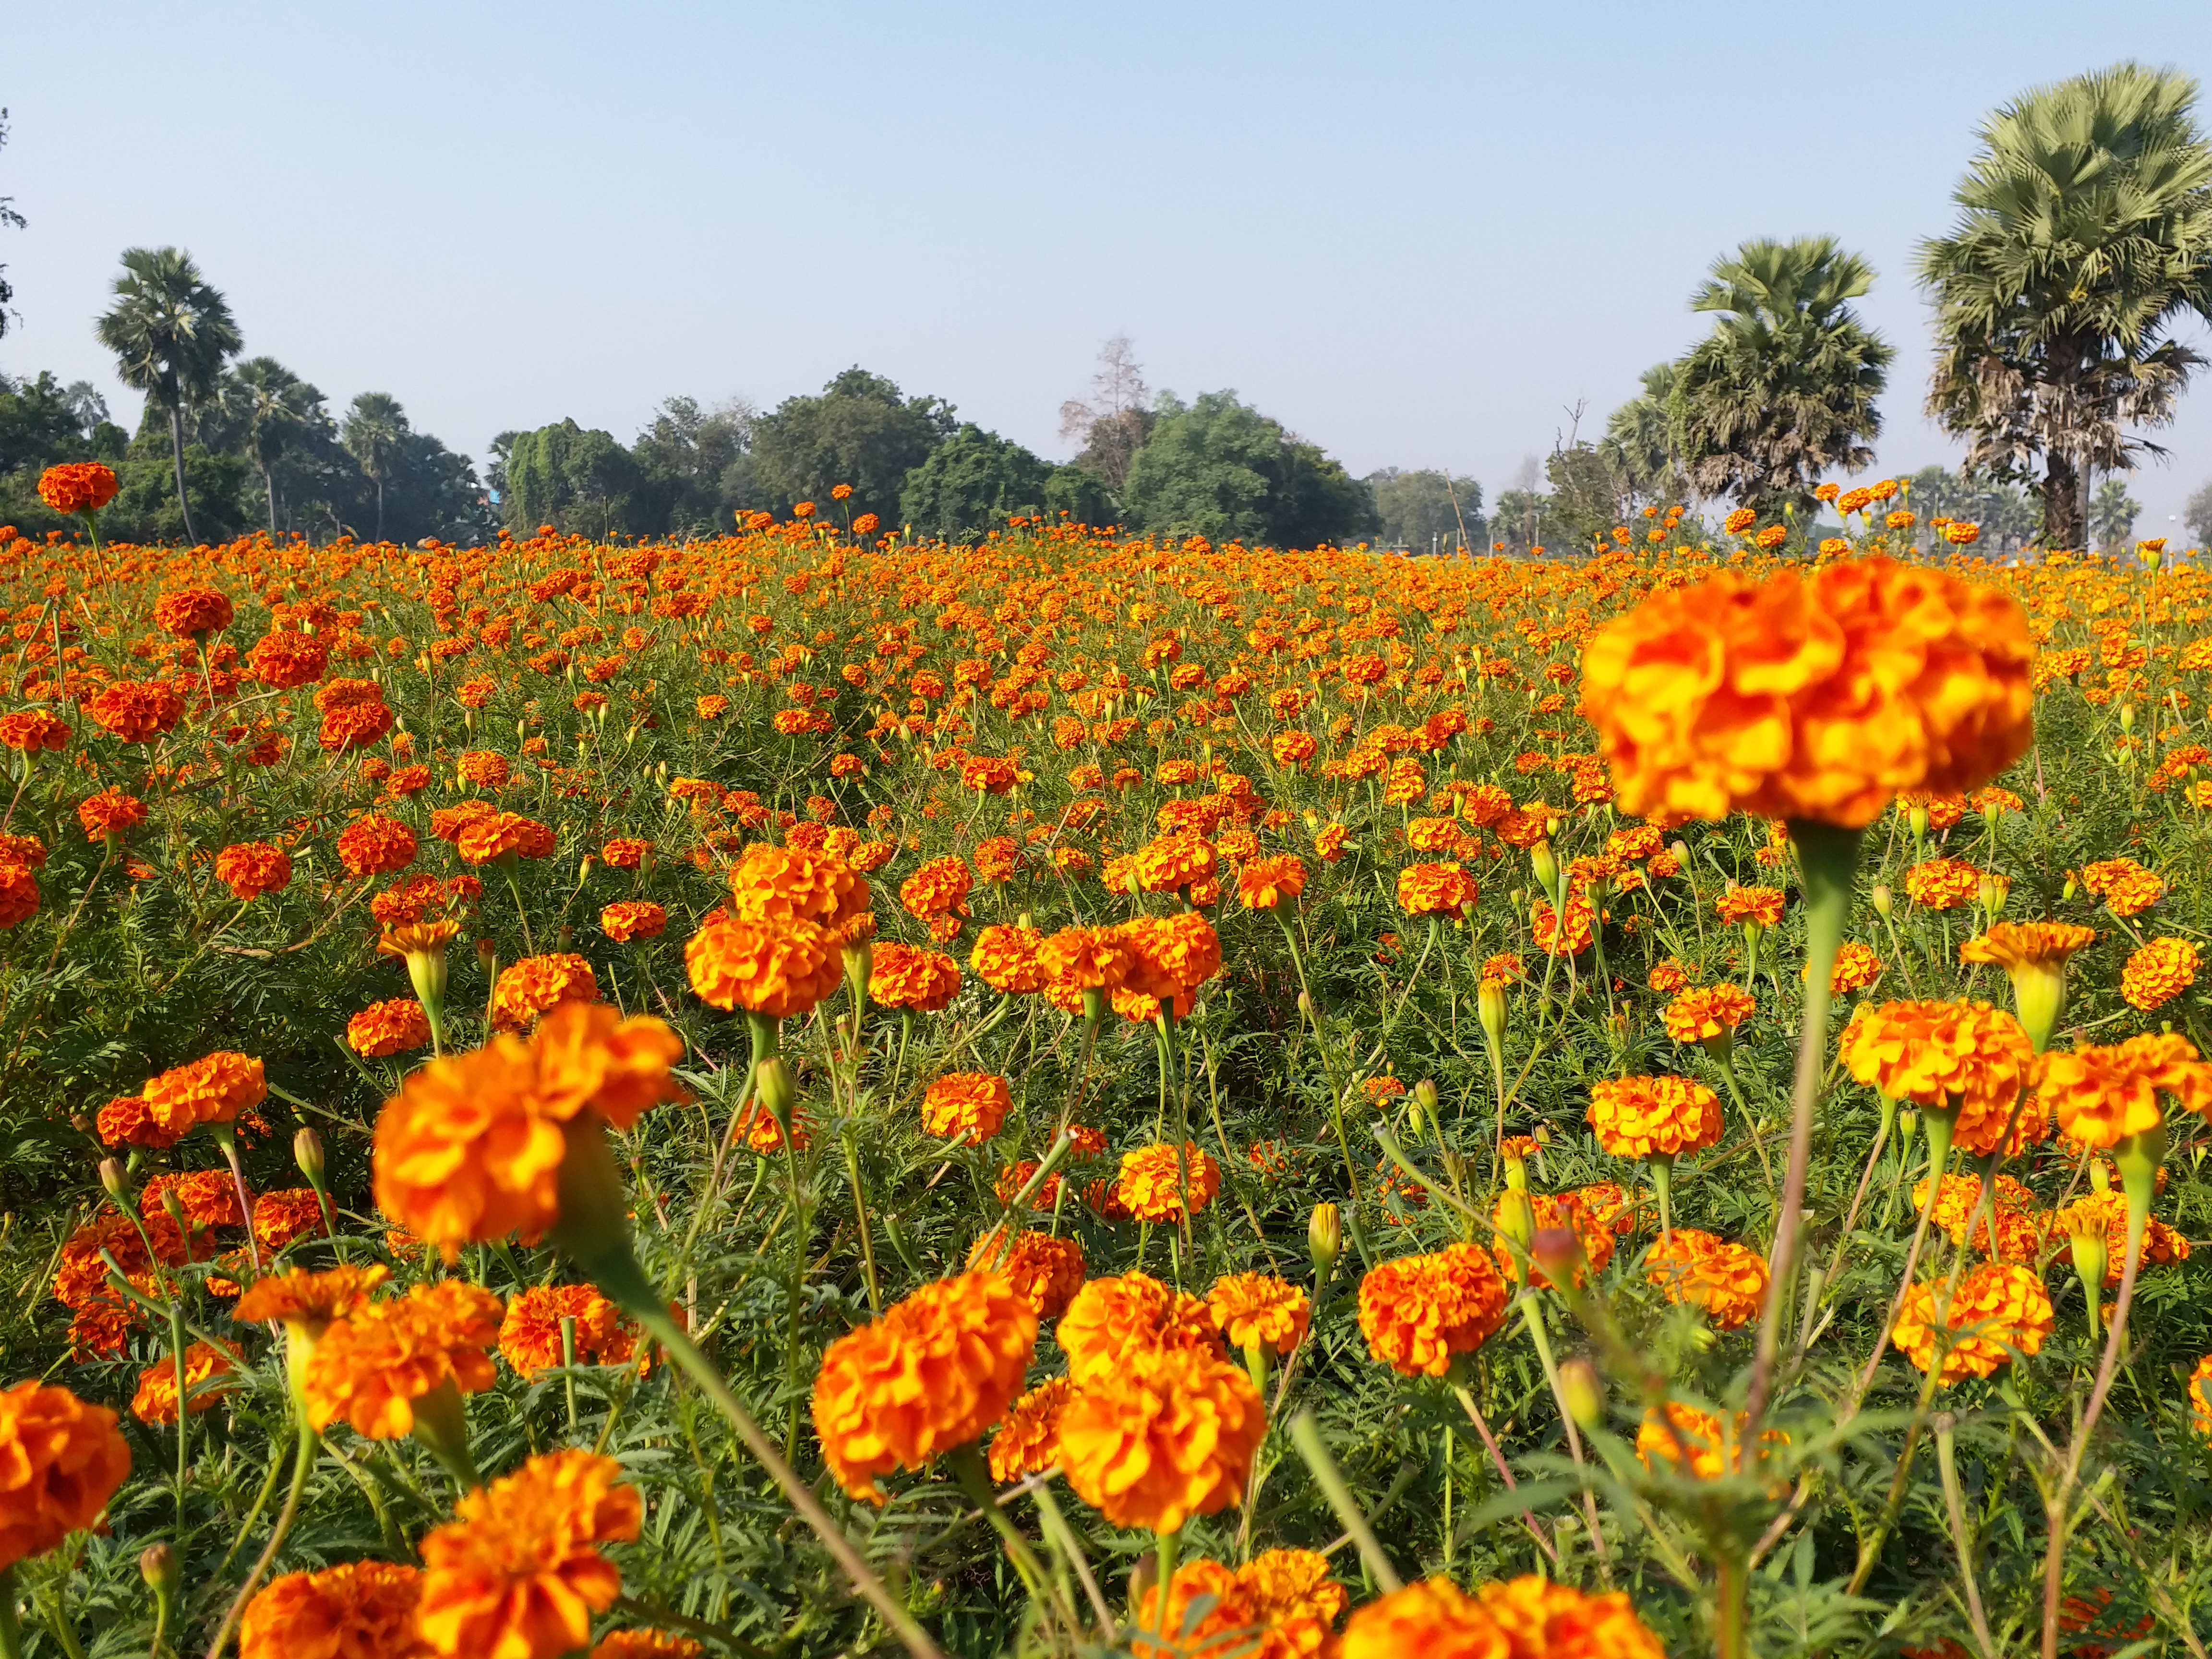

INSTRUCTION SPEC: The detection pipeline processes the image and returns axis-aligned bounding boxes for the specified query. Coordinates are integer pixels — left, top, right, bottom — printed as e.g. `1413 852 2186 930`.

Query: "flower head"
1662 984 1755 1048
685 913 842 1018
132 1341 238 1424
920 1071 1011 1142
1645 1228 1768 1329
498 1285 640 1376
1058 1346 1266 1532
303 1280 502 1438
1840 998 2037 1151
1587 1074 1721 1160
141 1050 266 1138
240 1561 431 1659
1056 1272 1224 1386
1207 1272 1311 1356
349 998 432 1058
235 1264 389 1342
969 924 1048 993
2034 1033 2212 1151
988 1376 1074 1483
1117 1140 1222 1222
2121 937 2199 1011
1893 1262 2054 1383
870 941 963 1012
1358 1244 1509 1376
966 1228 1087 1319
490 953 599 1032
36 461 119 517
0 1381 132 1571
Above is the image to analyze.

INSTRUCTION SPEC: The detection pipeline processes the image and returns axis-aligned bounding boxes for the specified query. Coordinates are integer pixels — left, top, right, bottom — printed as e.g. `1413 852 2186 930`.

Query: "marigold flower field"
3 477 2212 1659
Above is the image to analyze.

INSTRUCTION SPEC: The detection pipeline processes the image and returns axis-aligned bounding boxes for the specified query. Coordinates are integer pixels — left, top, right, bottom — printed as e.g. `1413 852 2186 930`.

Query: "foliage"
629 395 756 538
2090 477 2142 551
2190 478 2212 547
93 247 242 543
1903 465 2039 552
1058 334 1154 497
751 367 958 519
1366 468 1487 553
897 422 1058 541
502 418 648 540
1122 389 1378 546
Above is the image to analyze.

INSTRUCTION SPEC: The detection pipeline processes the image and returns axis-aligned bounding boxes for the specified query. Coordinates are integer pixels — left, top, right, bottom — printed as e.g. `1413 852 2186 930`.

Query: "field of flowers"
3 462 2212 1659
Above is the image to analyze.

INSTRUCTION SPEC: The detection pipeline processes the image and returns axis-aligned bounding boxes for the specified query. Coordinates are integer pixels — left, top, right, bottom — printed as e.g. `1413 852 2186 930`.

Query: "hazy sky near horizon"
6 1 2211 533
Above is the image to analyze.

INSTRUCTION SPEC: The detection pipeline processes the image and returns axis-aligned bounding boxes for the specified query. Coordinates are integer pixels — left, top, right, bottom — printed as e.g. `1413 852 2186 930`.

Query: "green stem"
1716 1550 1748 1659
947 1444 1072 1629
1288 1409 1404 1593
203 1423 318 1659
0 1567 20 1659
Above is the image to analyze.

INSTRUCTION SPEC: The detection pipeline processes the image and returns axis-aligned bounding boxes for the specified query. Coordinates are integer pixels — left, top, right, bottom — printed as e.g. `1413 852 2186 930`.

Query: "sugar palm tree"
1602 362 1685 502
1670 237 1892 517
94 247 241 542
1919 63 2212 552
341 392 409 541
223 358 326 537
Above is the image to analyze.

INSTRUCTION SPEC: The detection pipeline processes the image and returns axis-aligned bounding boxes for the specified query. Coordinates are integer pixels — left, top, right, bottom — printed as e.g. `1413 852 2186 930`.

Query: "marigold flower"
2080 857 2163 917
2121 937 2199 1011
2034 1033 2212 1150
2189 1356 2212 1435
1056 1272 1224 1386
499 1284 639 1376
303 1280 502 1438
1396 860 1477 917
240 1560 431 1659
245 628 331 691
1131 1559 1259 1659
871 941 963 1012
1238 854 1308 911
1839 998 2038 1153
131 1340 237 1424
77 785 147 839
967 1227 1087 1319
1715 885 1784 927
685 913 841 1018
1491 1190 1615 1288
986 1375 1072 1484
153 587 235 637
1587 1074 1721 1159
1580 554 2034 828
141 1049 266 1138
417 1449 642 1659
726 842 869 929
86 679 185 742
1476 1574 1670 1659
1239 1548 1349 1656
1038 925 1135 994
969 923 1048 994
1531 894 1598 956
1120 911 1223 999
339 997 426 1058
252 1188 330 1251
1207 1272 1311 1355
0 1380 131 1571
1636 1400 1787 1489
1645 1228 1767 1328
456 810 556 865
1358 1243 1509 1376
0 861 39 928
1903 857 1981 910
234 1264 389 1341
336 812 417 876
810 1272 1038 1502
35 460 119 517
1116 1140 1222 1221
491 952 600 1032
600 837 649 870
899 854 974 920
920 1070 1011 1142
2051 1190 2189 1285
1913 1172 2047 1262
598 900 667 943
1662 984 1755 1048
1058 1346 1265 1532
1827 940 1884 995
0 711 68 753
1893 1262 2053 1382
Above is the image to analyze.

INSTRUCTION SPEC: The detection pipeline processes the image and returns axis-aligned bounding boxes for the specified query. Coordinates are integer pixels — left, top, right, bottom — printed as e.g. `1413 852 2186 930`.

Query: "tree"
2188 480 2212 548
1545 441 1635 552
1602 364 1686 502
632 396 756 536
1059 335 1154 496
750 369 956 517
503 420 646 539
0 110 24 340
94 247 241 543
1366 469 1486 553
341 393 409 541
1904 465 2038 552
1671 237 1892 518
2090 478 2141 550
898 424 1055 541
0 370 129 532
1920 63 2212 551
1121 391 1377 547
222 359 325 537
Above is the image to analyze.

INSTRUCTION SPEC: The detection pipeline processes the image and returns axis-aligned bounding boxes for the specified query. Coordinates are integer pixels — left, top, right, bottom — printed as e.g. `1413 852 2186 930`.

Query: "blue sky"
6 0 2210 534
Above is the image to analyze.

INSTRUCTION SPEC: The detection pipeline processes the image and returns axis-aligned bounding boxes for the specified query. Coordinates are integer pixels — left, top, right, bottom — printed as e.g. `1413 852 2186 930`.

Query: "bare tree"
1058 334 1153 493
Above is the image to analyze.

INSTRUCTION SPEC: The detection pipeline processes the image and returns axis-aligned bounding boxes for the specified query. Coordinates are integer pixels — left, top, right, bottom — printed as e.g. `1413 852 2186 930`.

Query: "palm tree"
94 247 241 542
1602 362 1684 502
222 358 326 537
1669 237 1893 518
341 393 409 541
1919 63 2212 552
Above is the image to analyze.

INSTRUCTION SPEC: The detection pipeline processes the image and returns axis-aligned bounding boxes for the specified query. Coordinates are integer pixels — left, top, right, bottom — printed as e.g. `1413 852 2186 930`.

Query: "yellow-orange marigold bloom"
0 711 68 754
1580 554 2034 828
1478 1574 1670 1659
810 1272 1038 1501
1715 885 1784 927
349 998 431 1058
1892 1262 2053 1382
253 1188 330 1251
153 587 234 637
215 840 293 901
1239 1549 1349 1657
899 854 974 919
498 1285 637 1377
726 842 868 929
2121 937 2199 1011
234 1265 388 1341
598 901 666 943
1662 983 1755 1046
1208 1272 1311 1356
141 1049 266 1138
2051 1190 2190 1285
370 1042 576 1255
685 913 841 1018
592 1632 703 1659
303 1280 502 1438
2080 857 2164 917
920 1071 1011 1142
1827 939 1885 995
337 813 418 876
1636 1400 1787 1490
0 1381 131 1570
491 952 600 1032
1339 1577 1504 1659
1913 1173 2047 1262
2034 1033 2212 1150
1839 998 2036 1149
455 810 555 866
2189 1356 2212 1435
1058 1345 1265 1532
417 1449 642 1659
967 1228 1086 1319
987 1375 1073 1483
77 785 147 840
35 460 119 517
1037 925 1134 993
86 679 185 742
240 1560 431 1659
871 941 963 1012
1130 1559 1257 1658
1117 1140 1222 1221
1903 857 1980 910
131 1341 237 1424
246 628 331 692
1120 911 1223 998
1397 860 1477 917
1587 1074 1721 1159
1491 1190 1616 1288
1238 854 1308 911
1057 1272 1224 1386
1645 1228 1768 1329
969 924 1048 993
1358 1243 1510 1376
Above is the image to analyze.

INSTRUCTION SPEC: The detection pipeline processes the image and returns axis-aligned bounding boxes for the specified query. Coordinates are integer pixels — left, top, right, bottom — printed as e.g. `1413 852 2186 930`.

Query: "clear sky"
5 1 2210 535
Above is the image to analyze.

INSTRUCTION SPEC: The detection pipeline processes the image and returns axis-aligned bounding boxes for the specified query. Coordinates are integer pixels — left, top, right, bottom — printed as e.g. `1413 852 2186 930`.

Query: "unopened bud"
140 1542 178 1594
1669 839 1690 869
1908 804 1929 840
757 1055 797 1128
1559 1357 1605 1429
99 1157 131 1204
1530 1225 1583 1287
1478 980 1508 1049
294 1127 325 1184
1415 1078 1439 1114
2119 703 2135 732
1870 883 1893 921
1308 1202 1342 1284
1529 840 1560 904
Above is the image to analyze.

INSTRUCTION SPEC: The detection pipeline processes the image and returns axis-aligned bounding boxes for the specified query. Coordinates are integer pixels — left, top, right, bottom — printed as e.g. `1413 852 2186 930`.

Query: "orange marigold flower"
1892 1261 2053 1382
1207 1272 1310 1356
153 588 235 638
600 837 649 869
1913 1173 2048 1262
1827 940 1884 995
1131 1559 1260 1658
1038 924 1135 993
871 941 963 1012
77 785 147 840
1587 1074 1721 1160
598 900 667 943
727 842 869 929
1475 1573 1670 1659
987 1375 1073 1484
1397 860 1478 917
491 952 600 1032
86 679 185 742
593 1632 703 1659
810 1272 1038 1502
455 810 556 865
303 1280 502 1438
1636 1400 1787 1488
1120 911 1223 1000
969 923 1048 994
920 1070 1011 1142
1491 1190 1615 1288
344 997 430 1058
1240 1548 1349 1656
2034 1032 2212 1150
234 1264 388 1341
131 1341 237 1425
1358 1243 1509 1376
2080 857 2164 917
0 861 38 928
141 1050 266 1138
1116 1140 1222 1221
2052 1190 2189 1285
417 1449 642 1659
2188 1356 2212 1435
2121 936 2199 1011
1238 853 1308 911
1903 857 1981 910
967 1228 1087 1319
245 629 331 691
1662 984 1754 1047
337 813 418 876
685 913 841 1019
1580 554 2033 828
1715 884 1784 927
1058 1346 1265 1532
0 710 69 753
899 854 974 919
35 460 119 517
1839 998 2038 1153
498 1284 638 1377
252 1188 329 1251
1056 1272 1224 1386
1645 1228 1768 1329
240 1560 430 1659
1531 894 1598 956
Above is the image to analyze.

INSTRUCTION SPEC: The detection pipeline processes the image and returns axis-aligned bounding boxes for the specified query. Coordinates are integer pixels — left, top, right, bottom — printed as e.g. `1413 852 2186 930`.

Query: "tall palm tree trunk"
263 460 279 538
2042 449 2083 553
374 478 385 542
168 404 198 543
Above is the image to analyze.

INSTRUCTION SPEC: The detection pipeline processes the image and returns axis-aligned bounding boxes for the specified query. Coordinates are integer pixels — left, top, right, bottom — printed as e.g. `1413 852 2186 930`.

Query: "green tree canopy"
1671 236 1892 519
1602 363 1685 502
1120 391 1377 548
1919 62 2212 552
341 393 408 541
632 397 756 537
94 246 241 543
1903 465 2038 551
1365 469 1486 553
504 419 646 540
898 423 1054 541
750 368 955 518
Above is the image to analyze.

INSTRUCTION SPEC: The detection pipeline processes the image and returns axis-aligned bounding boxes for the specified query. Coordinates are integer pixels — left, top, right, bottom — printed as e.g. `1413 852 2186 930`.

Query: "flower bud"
1908 803 1929 840
1559 1358 1605 1430
1870 883 1893 921
1308 1202 1342 1284
757 1055 798 1130
140 1542 178 1596
2119 703 2135 732
1478 980 1508 1050
1529 840 1561 906
293 1127 325 1185
99 1157 131 1204
1415 1078 1439 1115
1669 839 1690 870
1530 1226 1583 1288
